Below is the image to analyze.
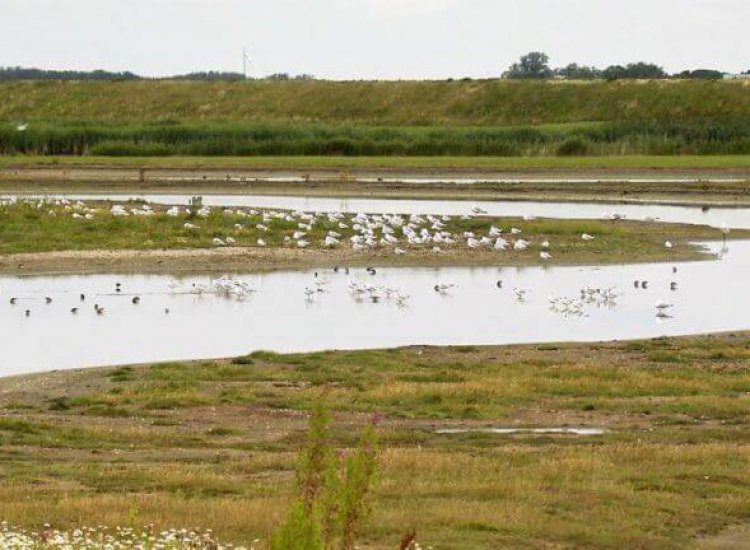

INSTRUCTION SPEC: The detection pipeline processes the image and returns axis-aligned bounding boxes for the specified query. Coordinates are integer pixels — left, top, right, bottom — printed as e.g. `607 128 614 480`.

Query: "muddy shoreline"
2 165 750 207
0 244 719 277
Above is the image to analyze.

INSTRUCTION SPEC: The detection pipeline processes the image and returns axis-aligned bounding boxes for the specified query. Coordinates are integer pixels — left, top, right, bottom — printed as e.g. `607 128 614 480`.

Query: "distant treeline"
0 67 141 81
504 52 745 80
3 121 750 157
2 57 749 82
0 67 312 81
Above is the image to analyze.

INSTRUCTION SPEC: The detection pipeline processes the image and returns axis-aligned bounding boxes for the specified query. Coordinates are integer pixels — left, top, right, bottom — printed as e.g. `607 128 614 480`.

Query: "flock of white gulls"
0 196 722 322
0 196 697 259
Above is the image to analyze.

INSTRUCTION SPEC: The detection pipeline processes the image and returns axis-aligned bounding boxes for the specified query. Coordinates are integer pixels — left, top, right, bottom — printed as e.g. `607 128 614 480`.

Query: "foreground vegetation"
2 333 750 547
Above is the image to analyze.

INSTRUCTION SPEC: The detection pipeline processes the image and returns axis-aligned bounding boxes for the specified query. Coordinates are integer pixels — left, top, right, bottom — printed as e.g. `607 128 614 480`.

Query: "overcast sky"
0 0 747 79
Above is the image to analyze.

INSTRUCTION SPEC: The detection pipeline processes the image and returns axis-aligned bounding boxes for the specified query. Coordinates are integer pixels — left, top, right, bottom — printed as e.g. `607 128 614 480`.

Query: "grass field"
3 80 750 125
2 333 750 548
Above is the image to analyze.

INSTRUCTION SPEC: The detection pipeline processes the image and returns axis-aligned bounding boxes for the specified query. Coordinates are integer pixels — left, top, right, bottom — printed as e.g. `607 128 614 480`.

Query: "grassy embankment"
4 80 750 125
2 334 750 548
2 80 750 157
0 200 736 271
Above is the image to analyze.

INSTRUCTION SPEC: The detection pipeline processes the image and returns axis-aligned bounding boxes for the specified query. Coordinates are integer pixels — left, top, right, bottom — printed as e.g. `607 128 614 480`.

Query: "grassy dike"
2 334 750 548
3 80 750 125
4 80 750 157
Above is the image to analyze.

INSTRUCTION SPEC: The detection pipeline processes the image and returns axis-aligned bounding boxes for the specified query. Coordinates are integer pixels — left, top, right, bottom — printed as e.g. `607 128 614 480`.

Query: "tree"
673 69 724 80
503 52 553 79
555 63 602 80
603 62 667 80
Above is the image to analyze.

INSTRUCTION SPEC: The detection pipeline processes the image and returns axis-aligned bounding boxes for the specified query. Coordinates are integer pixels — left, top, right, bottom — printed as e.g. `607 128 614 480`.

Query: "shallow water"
1 240 747 376
435 428 606 436
155 175 748 185
10 193 750 230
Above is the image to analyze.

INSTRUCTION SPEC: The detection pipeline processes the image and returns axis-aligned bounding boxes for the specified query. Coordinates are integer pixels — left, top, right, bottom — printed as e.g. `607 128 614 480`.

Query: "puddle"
435 427 607 436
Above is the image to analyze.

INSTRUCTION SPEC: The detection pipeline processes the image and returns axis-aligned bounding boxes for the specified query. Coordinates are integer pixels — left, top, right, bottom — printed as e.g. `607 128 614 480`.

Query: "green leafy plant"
270 403 379 550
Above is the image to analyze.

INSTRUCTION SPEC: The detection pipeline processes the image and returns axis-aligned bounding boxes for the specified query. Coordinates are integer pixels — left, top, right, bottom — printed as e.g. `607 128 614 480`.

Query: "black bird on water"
496 280 503 289
24 310 30 317
80 294 86 301
132 296 141 304
45 297 53 304
366 267 377 275
70 307 79 314
10 297 17 305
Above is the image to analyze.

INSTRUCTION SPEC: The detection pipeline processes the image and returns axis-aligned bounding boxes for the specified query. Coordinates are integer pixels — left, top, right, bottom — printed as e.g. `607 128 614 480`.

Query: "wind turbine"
243 47 252 79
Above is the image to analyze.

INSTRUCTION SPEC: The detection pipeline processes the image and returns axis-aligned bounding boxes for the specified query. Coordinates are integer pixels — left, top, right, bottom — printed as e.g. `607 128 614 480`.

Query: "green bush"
557 137 590 156
270 402 379 550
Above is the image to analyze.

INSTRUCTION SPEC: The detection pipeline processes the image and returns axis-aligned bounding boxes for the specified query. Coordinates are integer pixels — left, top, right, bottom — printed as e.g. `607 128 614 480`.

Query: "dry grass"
2 334 750 548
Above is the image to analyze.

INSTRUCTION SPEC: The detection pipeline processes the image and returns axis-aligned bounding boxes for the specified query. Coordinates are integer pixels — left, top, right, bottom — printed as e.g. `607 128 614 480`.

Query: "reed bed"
3 121 750 157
